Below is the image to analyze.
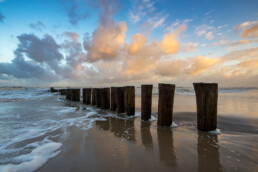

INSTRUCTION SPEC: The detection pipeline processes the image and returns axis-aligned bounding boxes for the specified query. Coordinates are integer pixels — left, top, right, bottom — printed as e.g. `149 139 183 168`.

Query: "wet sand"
37 94 258 172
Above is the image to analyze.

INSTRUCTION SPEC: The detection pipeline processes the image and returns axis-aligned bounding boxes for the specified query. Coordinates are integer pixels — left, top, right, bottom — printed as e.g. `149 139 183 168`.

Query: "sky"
0 0 257 87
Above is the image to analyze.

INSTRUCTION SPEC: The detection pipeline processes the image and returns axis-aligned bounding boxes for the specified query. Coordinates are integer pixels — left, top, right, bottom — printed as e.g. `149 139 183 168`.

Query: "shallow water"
0 88 257 171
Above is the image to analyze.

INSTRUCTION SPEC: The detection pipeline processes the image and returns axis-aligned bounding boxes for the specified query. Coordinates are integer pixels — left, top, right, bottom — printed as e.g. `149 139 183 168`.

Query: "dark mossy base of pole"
96 88 102 108
125 86 135 116
101 88 110 109
141 85 153 121
83 88 91 105
158 83 175 127
59 89 66 95
50 87 58 93
116 87 125 113
91 88 96 106
83 89 87 104
124 87 128 111
66 89 71 100
110 87 117 111
193 83 218 132
71 89 80 101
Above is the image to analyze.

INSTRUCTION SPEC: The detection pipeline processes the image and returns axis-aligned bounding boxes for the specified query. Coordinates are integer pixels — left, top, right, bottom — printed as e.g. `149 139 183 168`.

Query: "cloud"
241 24 258 38
217 24 227 29
0 57 55 80
140 12 168 32
227 40 251 47
185 56 219 76
235 20 258 33
63 32 80 42
61 0 89 25
166 19 192 32
153 56 220 77
124 25 185 76
0 12 4 23
16 34 63 70
83 21 127 62
0 33 64 82
154 59 186 77
129 0 157 24
129 11 140 24
83 0 127 62
195 25 213 36
29 21 45 31
128 33 147 54
182 42 198 52
158 33 179 54
205 31 214 40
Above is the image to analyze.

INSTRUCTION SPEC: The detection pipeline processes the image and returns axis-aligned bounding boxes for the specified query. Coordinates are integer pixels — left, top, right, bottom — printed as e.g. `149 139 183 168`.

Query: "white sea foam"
135 112 141 117
56 107 77 115
171 121 178 128
148 116 157 122
86 111 98 117
208 128 221 135
0 138 62 172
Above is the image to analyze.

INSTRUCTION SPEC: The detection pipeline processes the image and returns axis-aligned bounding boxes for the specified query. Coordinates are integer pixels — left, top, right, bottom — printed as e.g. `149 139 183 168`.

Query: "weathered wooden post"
116 87 125 113
110 87 117 111
59 89 66 95
96 88 102 108
126 86 135 116
193 83 218 131
71 89 75 100
86 88 91 105
124 86 128 111
141 85 153 120
72 89 80 101
158 83 175 126
91 88 96 105
50 87 58 93
83 88 87 104
66 89 71 100
101 88 110 109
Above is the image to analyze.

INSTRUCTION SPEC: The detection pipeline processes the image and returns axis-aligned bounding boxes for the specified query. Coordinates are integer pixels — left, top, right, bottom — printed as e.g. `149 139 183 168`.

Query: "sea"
0 86 258 171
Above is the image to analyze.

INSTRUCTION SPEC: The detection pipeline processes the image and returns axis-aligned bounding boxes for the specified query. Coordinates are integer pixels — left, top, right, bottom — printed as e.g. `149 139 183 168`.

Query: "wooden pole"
124 86 128 111
193 83 218 131
70 89 74 101
59 89 66 95
158 83 175 126
66 89 71 100
126 86 135 116
50 87 58 93
96 88 102 108
116 87 125 113
72 89 80 102
101 88 110 109
141 85 153 121
86 88 91 105
91 88 96 105
83 88 87 104
110 87 117 111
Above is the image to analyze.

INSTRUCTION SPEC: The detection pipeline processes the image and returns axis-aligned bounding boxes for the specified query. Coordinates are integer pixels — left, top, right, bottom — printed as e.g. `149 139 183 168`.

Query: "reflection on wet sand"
198 132 222 172
95 117 136 142
140 122 153 151
157 127 177 168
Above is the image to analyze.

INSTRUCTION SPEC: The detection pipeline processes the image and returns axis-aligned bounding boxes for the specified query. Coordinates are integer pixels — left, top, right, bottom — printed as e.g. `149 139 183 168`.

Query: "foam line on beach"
0 137 62 172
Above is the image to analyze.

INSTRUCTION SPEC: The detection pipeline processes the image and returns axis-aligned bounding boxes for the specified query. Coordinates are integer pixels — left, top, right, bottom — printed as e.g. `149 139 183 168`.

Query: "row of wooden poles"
51 83 218 132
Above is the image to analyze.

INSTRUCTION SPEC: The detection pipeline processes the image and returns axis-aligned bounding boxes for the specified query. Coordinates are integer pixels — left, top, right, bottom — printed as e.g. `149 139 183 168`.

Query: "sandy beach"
37 112 258 172
36 93 258 172
1 89 258 172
